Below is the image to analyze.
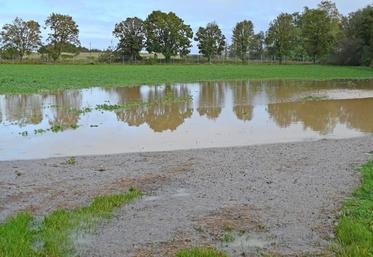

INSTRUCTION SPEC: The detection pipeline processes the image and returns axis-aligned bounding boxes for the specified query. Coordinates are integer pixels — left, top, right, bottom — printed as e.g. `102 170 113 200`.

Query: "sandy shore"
1 136 373 256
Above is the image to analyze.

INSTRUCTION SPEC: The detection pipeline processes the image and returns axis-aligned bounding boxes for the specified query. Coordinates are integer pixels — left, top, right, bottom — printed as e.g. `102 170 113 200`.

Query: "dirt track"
1 136 373 256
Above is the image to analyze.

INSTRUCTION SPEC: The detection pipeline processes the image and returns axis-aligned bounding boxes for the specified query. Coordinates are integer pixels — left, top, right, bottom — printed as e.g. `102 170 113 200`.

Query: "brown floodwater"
1 80 373 161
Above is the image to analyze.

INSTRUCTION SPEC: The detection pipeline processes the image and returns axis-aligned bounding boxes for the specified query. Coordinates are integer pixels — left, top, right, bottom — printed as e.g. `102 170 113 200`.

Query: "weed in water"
301 96 328 102
65 157 76 165
221 232 235 242
70 124 79 130
176 247 229 257
19 131 28 136
50 124 64 133
34 129 46 135
0 189 142 257
335 161 373 257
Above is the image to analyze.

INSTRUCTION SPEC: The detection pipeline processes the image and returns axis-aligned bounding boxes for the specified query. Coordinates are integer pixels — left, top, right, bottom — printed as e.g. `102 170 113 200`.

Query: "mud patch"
195 205 263 240
134 233 201 257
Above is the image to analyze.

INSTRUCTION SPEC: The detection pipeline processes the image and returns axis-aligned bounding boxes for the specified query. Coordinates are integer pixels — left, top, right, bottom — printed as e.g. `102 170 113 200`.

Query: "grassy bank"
0 189 142 257
336 161 373 257
0 64 372 94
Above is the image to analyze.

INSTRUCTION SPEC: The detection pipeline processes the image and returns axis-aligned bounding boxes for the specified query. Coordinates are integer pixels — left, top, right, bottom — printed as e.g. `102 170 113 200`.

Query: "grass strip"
335 161 373 257
0 188 142 257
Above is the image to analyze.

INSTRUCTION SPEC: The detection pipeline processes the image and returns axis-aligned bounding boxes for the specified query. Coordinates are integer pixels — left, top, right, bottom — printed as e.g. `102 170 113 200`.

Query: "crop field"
0 64 372 94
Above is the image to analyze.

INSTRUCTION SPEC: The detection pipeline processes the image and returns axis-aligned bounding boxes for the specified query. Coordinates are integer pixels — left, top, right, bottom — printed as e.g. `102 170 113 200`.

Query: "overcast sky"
0 0 372 52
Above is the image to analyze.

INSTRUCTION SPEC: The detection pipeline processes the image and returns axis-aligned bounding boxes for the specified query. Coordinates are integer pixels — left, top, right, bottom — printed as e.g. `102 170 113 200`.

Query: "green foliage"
0 189 142 257
232 20 254 61
265 13 297 63
300 7 338 63
176 247 229 257
0 64 373 94
335 161 373 257
45 13 80 61
195 22 226 63
113 17 145 61
0 17 42 61
144 11 193 63
339 5 373 66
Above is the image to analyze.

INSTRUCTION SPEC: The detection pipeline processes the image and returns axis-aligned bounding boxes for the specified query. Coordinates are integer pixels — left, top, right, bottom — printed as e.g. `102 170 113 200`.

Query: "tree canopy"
45 13 80 61
113 17 145 61
265 13 297 63
0 17 41 60
195 22 226 63
232 20 255 61
144 11 193 63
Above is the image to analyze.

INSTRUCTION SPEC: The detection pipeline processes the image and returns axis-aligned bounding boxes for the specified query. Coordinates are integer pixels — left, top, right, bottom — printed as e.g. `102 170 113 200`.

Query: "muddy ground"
1 136 373 256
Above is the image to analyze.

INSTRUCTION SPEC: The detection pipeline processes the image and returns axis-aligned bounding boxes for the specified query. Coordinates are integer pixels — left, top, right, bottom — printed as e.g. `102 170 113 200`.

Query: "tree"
45 13 80 61
0 17 41 61
195 22 225 63
232 20 254 61
342 5 373 65
144 11 193 63
113 17 145 61
265 13 297 63
250 32 265 59
300 7 337 63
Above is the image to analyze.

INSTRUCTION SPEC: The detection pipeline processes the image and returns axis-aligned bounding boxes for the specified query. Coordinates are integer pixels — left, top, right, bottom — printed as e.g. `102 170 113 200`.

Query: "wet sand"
1 136 373 256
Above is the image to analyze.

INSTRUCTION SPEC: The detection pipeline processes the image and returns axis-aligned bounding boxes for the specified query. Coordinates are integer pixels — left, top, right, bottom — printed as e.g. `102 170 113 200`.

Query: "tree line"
0 1 372 66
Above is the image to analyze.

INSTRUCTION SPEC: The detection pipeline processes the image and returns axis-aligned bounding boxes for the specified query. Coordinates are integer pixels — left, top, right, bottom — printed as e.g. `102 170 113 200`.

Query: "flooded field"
1 79 373 160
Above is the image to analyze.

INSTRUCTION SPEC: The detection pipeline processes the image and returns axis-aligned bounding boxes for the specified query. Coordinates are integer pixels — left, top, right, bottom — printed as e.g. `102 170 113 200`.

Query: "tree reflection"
49 91 82 127
109 85 193 132
4 95 43 127
230 81 255 121
268 98 373 134
197 81 225 120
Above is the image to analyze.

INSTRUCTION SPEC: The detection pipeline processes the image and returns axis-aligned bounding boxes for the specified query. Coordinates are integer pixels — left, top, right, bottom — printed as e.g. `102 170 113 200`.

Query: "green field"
0 64 372 94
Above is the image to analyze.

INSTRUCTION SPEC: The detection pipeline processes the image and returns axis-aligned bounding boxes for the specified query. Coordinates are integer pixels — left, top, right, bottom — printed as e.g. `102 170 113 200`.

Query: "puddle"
173 189 191 198
221 231 274 255
143 196 162 202
1 80 373 161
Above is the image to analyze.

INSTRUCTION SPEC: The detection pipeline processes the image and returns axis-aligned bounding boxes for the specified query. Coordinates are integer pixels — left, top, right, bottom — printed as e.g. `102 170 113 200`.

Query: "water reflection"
1 80 373 160
5 95 43 126
108 85 193 132
198 82 225 120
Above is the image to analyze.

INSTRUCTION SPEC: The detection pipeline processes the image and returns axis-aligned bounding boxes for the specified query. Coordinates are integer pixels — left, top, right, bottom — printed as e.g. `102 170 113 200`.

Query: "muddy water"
1 80 373 161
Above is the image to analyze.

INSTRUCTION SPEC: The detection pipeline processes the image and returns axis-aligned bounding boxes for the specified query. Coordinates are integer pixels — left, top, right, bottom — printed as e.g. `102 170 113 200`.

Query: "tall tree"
300 7 337 63
342 5 373 65
265 13 297 63
144 11 193 63
232 20 254 61
45 13 80 61
250 32 265 59
195 22 225 63
113 17 145 61
0 17 41 61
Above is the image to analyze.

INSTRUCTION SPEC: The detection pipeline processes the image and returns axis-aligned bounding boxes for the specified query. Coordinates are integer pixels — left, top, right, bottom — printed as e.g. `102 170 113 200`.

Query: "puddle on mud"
1 80 373 161
220 231 274 256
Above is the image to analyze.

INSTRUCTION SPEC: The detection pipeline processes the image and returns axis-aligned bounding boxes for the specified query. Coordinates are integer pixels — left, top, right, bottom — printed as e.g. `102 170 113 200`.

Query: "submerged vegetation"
96 93 192 111
335 161 373 257
0 188 142 257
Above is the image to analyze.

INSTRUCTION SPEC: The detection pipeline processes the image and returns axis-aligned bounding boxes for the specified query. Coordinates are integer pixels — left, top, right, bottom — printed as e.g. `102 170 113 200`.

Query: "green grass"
0 188 142 257
0 64 372 94
335 161 373 257
176 247 229 257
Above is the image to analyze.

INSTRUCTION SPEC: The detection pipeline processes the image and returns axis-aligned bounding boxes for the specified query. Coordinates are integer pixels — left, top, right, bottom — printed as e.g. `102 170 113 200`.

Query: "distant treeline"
0 1 372 66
